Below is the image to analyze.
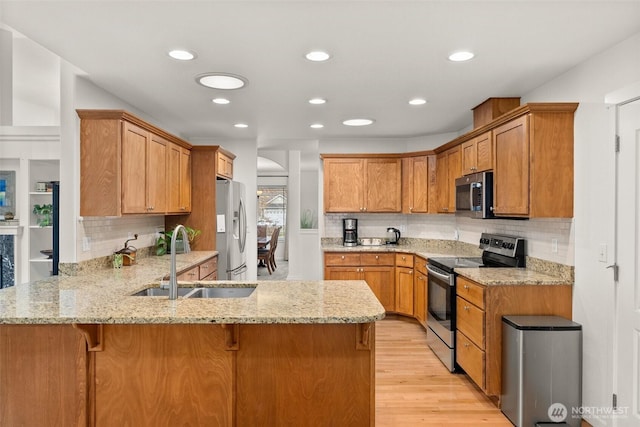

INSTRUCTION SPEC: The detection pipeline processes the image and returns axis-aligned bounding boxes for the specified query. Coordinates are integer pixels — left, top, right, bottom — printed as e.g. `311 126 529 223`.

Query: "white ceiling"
2 1 640 143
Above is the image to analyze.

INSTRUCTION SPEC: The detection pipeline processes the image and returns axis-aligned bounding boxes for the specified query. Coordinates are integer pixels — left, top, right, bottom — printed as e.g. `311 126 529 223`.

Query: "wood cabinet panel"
395 267 414 316
95 324 233 426
414 270 427 328
121 121 149 214
456 331 485 390
363 267 396 312
456 296 485 348
324 266 362 281
402 155 429 213
364 158 402 212
78 110 193 217
199 256 218 279
462 131 492 175
148 134 168 213
180 147 192 212
395 253 414 268
455 275 573 398
436 146 461 213
236 323 374 426
216 149 235 180
361 253 394 266
0 325 89 427
457 276 485 309
493 115 530 216
323 157 401 213
323 158 365 212
177 265 199 281
325 253 362 266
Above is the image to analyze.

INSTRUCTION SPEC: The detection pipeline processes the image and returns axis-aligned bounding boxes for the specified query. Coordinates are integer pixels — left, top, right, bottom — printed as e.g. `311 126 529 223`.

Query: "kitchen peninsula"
0 252 385 426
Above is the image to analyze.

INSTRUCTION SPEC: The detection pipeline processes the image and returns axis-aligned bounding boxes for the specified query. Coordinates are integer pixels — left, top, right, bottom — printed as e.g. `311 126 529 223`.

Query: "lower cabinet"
395 254 414 316
324 252 396 311
95 324 234 426
175 254 218 281
1 322 375 426
0 324 90 426
455 275 573 399
414 256 428 329
324 252 426 317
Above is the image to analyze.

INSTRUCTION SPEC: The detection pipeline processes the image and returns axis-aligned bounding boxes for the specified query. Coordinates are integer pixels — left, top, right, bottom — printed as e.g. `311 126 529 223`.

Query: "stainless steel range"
426 233 526 372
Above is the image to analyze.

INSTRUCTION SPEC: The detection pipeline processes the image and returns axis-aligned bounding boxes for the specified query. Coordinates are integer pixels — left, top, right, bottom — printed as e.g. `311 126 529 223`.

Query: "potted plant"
32 203 53 227
155 225 201 255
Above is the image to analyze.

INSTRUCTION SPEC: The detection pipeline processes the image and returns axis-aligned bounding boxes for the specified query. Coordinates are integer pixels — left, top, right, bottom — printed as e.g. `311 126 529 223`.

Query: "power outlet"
82 237 91 252
551 239 558 253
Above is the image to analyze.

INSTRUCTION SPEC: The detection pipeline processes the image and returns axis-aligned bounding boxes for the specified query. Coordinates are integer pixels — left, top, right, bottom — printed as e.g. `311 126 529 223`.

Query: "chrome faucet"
169 225 191 300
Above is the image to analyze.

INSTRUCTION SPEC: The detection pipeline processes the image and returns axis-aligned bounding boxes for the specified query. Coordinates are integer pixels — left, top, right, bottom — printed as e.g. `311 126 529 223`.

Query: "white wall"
521 31 640 427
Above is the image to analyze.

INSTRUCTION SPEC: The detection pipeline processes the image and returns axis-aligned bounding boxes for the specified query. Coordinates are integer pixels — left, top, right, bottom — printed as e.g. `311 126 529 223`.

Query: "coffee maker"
343 218 358 246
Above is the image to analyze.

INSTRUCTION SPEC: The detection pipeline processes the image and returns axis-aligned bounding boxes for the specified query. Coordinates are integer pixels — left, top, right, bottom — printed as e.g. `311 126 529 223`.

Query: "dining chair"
258 227 280 274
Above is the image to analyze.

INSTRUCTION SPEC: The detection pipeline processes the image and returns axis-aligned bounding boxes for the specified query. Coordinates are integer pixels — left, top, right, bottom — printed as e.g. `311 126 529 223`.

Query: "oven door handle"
427 265 452 282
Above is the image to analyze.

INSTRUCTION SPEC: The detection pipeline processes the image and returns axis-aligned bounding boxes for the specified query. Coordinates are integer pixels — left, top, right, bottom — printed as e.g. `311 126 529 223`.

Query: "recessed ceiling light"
196 73 248 90
309 98 327 105
305 50 331 62
310 123 324 129
168 49 196 60
212 98 230 105
234 123 249 128
343 118 374 127
409 98 427 106
448 51 475 62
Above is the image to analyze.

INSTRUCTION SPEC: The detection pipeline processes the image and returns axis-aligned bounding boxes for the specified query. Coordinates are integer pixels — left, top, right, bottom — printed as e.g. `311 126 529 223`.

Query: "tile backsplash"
76 216 164 262
324 214 574 266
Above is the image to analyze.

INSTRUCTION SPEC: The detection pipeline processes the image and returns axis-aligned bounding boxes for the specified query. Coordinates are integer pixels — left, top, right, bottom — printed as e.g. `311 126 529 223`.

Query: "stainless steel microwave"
455 171 494 218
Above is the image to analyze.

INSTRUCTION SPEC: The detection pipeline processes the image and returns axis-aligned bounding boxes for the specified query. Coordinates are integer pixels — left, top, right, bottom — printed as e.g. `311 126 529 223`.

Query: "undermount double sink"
131 285 256 299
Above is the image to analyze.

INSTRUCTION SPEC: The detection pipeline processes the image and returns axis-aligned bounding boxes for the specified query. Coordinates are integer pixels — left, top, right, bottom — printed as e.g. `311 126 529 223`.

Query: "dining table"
257 237 271 249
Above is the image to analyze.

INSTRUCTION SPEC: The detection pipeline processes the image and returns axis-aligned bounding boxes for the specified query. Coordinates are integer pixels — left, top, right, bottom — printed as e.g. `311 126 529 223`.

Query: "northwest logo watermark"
548 402 630 421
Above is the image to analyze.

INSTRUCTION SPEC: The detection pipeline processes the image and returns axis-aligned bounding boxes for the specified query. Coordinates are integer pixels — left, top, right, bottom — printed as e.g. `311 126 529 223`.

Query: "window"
257 186 287 242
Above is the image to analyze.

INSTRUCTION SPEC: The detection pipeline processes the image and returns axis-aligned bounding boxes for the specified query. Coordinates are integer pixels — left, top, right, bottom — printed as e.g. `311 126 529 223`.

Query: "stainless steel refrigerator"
216 180 247 280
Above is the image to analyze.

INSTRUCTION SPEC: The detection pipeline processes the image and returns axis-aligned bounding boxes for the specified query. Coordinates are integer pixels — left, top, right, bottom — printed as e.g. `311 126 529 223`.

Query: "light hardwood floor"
375 317 512 426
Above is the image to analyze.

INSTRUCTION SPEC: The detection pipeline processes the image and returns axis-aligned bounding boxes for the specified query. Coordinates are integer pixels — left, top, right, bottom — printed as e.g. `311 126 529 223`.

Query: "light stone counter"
322 238 574 284
454 267 571 286
0 251 385 325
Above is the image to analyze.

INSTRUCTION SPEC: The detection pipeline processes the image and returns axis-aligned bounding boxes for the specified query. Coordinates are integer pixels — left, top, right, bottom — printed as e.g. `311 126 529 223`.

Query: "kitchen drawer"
177 265 199 281
201 271 217 281
456 331 485 390
415 256 428 276
199 256 218 280
324 253 361 266
395 253 414 268
456 296 485 348
361 253 394 266
457 276 485 309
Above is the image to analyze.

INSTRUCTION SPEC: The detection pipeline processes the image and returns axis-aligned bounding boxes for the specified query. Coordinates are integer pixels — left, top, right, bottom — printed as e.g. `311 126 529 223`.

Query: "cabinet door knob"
464 343 470 348
341 255 345 260
375 255 379 260
464 306 470 311
402 256 406 260
464 285 469 289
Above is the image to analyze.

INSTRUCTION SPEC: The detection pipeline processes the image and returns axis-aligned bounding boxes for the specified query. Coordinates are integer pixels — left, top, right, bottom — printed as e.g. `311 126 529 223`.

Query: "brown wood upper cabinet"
216 148 235 180
402 155 432 213
322 156 402 213
78 110 192 216
461 131 492 175
492 104 577 218
166 142 192 213
436 146 461 213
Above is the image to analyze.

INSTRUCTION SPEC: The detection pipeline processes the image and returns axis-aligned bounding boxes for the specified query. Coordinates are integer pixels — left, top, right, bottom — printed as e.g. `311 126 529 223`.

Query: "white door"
615 95 640 426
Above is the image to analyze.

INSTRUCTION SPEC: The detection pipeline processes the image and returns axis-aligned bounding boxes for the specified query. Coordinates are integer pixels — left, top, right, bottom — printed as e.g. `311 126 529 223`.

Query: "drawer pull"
202 265 208 269
341 255 345 260
375 255 379 260
463 285 469 290
402 256 406 260
464 343 470 348
464 306 470 311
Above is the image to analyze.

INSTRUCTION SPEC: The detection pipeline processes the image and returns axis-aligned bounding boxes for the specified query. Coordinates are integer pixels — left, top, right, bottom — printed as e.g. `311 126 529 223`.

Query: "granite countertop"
454 268 570 286
322 240 573 285
0 251 385 325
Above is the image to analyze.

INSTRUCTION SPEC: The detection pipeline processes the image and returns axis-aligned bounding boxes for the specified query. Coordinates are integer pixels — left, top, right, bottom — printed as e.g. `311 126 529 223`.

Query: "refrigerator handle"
239 196 247 253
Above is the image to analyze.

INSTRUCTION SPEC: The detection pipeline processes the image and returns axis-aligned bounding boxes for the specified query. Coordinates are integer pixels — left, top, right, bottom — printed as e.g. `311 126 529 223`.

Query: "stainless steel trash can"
501 315 582 427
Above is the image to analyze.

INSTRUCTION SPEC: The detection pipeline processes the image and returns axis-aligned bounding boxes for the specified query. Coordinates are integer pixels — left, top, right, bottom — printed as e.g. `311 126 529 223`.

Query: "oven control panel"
478 233 525 258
